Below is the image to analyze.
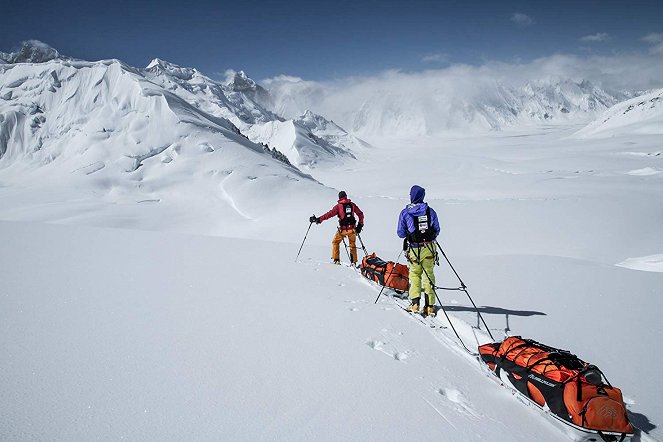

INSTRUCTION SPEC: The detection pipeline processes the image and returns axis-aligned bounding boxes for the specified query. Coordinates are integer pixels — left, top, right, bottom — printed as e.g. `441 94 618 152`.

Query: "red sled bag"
479 337 634 440
360 253 409 293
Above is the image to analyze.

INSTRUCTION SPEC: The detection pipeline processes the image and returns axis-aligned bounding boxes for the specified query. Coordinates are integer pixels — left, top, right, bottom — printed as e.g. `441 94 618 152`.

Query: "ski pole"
374 249 403 304
357 233 369 257
337 228 353 263
435 240 494 341
418 259 473 353
295 222 313 262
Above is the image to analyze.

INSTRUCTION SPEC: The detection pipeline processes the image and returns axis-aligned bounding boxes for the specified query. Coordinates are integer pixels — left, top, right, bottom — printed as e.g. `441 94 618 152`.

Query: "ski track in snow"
423 398 458 430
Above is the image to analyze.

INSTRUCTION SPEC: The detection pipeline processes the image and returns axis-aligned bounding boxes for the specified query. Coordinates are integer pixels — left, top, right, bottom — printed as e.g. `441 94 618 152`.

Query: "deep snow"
2 122 662 440
0 221 560 441
1 45 662 441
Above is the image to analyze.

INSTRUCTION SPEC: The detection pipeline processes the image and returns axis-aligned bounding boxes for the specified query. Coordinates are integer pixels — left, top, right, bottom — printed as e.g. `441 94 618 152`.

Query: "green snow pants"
407 243 436 306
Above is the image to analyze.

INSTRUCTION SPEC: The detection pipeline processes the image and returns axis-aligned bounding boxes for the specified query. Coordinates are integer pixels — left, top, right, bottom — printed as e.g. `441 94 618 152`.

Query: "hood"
406 202 429 216
338 197 351 204
410 185 425 204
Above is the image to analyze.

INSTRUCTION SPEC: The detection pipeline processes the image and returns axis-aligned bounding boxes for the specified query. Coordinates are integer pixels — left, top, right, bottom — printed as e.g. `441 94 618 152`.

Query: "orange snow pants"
332 229 357 263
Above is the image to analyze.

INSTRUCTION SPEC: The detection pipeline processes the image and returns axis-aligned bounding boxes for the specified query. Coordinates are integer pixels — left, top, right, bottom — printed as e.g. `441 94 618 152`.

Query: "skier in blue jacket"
397 185 440 316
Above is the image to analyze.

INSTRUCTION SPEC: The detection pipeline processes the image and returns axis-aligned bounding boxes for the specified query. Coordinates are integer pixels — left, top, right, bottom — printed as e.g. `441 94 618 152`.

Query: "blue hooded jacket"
397 185 440 241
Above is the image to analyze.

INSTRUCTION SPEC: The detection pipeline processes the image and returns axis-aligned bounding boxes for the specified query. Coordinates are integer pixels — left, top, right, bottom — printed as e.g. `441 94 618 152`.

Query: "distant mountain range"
263 73 641 137
0 41 363 170
2 39 662 175
143 59 365 167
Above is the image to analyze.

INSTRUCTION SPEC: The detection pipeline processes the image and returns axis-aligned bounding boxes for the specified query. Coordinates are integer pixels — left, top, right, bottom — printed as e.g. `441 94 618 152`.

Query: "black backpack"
339 202 357 227
407 206 435 243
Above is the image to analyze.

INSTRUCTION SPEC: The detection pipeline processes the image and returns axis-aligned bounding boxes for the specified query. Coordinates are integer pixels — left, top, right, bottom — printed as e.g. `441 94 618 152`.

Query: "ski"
397 305 444 329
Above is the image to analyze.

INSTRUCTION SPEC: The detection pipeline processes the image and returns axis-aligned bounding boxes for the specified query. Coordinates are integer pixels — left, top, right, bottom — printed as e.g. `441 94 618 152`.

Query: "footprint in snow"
438 388 480 418
366 340 410 362
366 340 384 350
393 352 409 361
345 299 366 304
349 307 359 312
439 388 463 403
380 327 403 336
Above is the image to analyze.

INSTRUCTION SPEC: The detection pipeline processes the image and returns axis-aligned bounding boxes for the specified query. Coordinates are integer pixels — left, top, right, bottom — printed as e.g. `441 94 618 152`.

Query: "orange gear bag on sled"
479 336 634 441
359 252 409 293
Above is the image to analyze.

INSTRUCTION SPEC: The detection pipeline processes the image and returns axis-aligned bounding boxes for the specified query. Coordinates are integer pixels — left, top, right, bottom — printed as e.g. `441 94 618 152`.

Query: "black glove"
309 215 320 224
403 238 409 251
355 223 363 234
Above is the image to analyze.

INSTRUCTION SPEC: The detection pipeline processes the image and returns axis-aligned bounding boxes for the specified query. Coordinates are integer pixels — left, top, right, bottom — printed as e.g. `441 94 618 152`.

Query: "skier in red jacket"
310 191 364 265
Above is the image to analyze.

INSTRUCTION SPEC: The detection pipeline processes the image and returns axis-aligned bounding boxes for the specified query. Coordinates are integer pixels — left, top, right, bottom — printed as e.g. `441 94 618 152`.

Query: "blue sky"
2 0 662 80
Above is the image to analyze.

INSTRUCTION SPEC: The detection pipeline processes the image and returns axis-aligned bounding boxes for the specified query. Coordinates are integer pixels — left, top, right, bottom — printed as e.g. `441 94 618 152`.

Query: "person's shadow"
444 305 546 336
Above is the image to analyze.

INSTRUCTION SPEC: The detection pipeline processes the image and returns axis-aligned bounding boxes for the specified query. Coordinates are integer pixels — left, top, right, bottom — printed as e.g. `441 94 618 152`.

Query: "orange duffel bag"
479 337 634 440
360 253 409 293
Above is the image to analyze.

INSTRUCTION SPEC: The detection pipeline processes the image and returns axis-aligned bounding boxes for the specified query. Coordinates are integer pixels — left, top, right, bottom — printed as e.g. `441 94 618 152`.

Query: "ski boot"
424 305 436 317
333 259 341 265
407 298 420 313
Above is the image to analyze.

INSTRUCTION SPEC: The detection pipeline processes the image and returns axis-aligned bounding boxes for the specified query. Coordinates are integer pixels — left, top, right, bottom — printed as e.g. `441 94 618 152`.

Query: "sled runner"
479 337 634 442
360 253 409 293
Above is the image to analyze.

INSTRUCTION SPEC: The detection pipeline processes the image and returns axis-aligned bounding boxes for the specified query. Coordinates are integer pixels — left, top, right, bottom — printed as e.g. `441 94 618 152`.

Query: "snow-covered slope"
264 74 631 138
141 59 362 167
143 60 278 127
244 110 364 167
0 52 333 237
0 39 364 175
0 221 557 441
575 88 663 138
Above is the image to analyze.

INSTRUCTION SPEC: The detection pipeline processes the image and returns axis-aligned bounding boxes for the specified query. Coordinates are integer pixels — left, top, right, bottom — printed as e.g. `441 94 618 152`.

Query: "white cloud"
580 33 611 43
421 53 449 63
263 50 663 137
642 33 663 54
642 33 663 43
511 13 535 27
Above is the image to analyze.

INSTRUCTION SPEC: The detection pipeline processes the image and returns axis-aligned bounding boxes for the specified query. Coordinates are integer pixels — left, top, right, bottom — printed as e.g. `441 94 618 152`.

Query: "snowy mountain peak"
296 110 345 133
0 40 64 64
225 70 257 91
223 69 274 111
144 58 196 80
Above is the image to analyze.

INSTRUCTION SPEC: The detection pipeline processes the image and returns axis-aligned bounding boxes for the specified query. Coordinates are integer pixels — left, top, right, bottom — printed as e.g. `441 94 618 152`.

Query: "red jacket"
319 198 364 229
